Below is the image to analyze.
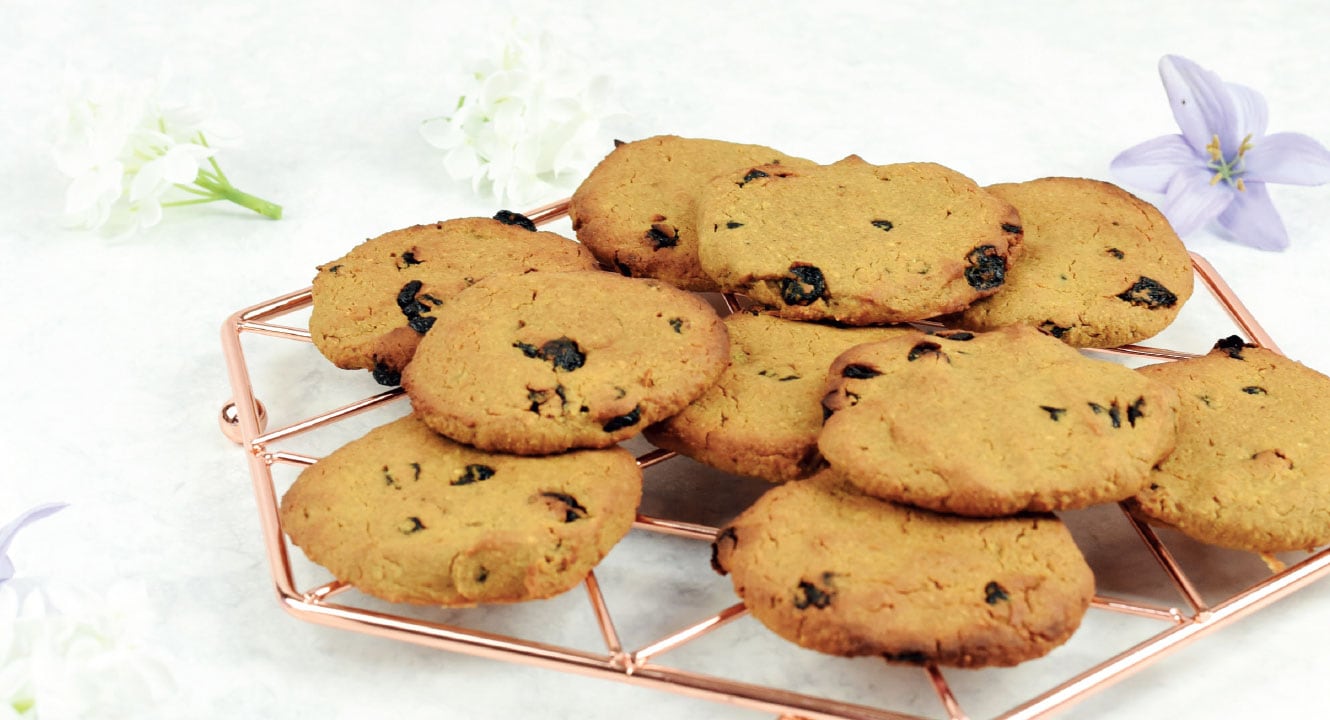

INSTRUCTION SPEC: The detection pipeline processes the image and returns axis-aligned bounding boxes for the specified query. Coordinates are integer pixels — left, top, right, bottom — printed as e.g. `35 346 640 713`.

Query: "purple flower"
0 503 66 585
1111 55 1330 251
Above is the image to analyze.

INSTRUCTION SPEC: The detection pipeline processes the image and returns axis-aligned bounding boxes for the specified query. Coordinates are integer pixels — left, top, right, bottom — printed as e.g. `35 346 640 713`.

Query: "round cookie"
818 325 1181 516
711 471 1096 668
695 156 1025 324
1133 337 1330 553
308 213 600 385
402 271 730 455
279 414 643 606
957 177 1194 348
569 135 814 291
645 312 910 482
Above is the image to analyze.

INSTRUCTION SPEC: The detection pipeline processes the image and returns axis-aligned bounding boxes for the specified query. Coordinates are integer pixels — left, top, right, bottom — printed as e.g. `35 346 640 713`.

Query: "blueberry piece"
645 223 678 249
540 492 588 523
539 338 586 371
710 527 738 575
1001 223 1023 235
792 573 835 609
841 364 881 379
737 168 769 186
493 209 537 232
984 581 1009 604
936 330 974 341
401 516 426 534
725 221 744 229
1242 386 1268 395
779 265 827 306
408 315 436 333
871 219 894 232
907 341 946 362
1107 247 1125 259
1127 396 1147 427
1038 321 1071 339
1116 277 1178 308
372 361 401 387
1214 335 1254 360
964 245 1006 290
668 317 684 333
401 251 423 266
602 405 642 432
452 464 496 486
1040 406 1066 421
397 280 425 312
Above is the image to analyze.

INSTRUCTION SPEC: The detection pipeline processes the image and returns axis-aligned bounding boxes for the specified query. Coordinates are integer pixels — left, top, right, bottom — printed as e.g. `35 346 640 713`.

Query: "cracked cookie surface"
645 312 910 482
569 135 814 291
402 271 729 455
695 156 1024 324
308 215 599 384
279 414 642 606
711 471 1095 667
957 177 1193 347
1133 339 1330 552
818 325 1181 516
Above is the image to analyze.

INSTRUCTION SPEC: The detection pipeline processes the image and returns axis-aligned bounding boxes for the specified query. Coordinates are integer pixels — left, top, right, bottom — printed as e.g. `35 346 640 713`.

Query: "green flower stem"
191 169 283 220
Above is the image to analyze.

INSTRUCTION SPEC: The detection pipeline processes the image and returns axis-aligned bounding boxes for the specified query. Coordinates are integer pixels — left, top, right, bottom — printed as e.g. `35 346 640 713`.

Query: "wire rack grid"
219 199 1330 720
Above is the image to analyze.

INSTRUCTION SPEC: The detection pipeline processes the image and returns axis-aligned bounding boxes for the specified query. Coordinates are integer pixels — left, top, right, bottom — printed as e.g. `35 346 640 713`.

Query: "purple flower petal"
1160 164 1233 236
1159 55 1242 157
1226 82 1269 141
0 502 67 584
1216 182 1289 251
1110 134 1200 193
1244 132 1330 186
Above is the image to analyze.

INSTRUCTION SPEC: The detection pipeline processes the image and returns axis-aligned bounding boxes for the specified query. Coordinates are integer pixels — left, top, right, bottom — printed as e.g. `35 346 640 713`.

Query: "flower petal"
0 503 68 584
1225 82 1269 141
1160 164 1233 236
1243 132 1330 186
1216 182 1289 251
1159 55 1241 156
1110 134 1200 193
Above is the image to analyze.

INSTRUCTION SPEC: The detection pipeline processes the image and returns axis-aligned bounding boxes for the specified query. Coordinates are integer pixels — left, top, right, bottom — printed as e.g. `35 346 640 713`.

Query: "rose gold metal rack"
219 199 1330 720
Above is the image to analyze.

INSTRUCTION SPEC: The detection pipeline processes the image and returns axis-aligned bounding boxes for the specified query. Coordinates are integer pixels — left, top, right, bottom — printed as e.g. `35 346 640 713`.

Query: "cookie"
956 178 1193 348
695 157 1024 324
402 271 730 455
1132 337 1330 553
279 414 642 606
308 214 600 385
818 325 1180 516
711 471 1095 667
569 135 814 291
645 312 910 482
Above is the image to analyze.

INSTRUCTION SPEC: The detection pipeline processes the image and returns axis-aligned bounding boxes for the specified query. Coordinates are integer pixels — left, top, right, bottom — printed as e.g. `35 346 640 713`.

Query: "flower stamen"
1206 133 1254 190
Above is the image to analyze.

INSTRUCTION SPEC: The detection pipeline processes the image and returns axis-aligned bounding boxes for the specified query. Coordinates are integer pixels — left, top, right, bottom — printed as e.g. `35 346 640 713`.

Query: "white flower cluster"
52 68 278 238
421 30 623 206
1 582 176 719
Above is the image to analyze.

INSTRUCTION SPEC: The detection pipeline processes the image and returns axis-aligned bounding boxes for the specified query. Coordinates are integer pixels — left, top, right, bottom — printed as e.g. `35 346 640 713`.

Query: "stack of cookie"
283 134 1330 670
284 212 730 606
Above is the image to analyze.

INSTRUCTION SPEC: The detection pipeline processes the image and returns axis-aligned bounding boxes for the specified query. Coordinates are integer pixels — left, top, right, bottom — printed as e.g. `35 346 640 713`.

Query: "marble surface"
3 1 1329 718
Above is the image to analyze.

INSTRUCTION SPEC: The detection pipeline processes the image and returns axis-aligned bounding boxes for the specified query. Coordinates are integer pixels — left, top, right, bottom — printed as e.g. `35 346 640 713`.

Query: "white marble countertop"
4 1 1329 718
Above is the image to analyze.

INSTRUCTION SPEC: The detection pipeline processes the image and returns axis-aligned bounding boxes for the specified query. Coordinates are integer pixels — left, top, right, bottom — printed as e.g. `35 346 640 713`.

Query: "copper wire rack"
219 199 1330 720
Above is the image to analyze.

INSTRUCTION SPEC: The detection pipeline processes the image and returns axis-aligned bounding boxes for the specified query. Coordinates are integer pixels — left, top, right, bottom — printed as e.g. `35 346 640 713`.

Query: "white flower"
52 67 279 238
421 28 624 205
0 581 177 719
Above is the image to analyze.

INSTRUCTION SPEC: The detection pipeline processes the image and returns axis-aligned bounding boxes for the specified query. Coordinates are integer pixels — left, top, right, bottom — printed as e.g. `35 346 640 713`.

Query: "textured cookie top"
402 271 730 455
818 325 1181 516
696 157 1024 324
308 215 599 383
645 312 910 482
958 178 1194 348
711 471 1095 668
1134 338 1330 552
569 135 813 291
279 414 642 606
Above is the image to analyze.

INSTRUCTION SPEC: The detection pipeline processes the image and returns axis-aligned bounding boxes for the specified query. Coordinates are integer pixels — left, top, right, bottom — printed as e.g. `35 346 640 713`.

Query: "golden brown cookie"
308 214 600 385
645 312 910 482
1133 337 1330 552
568 135 813 291
957 177 1193 347
279 414 642 606
818 325 1180 516
695 157 1024 324
711 471 1095 667
402 271 730 455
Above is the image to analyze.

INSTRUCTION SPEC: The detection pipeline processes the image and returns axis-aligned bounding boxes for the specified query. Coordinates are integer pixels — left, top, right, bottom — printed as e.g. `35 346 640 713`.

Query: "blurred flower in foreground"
420 29 623 206
1 581 177 719
53 68 281 238
1111 54 1330 251
0 504 65 587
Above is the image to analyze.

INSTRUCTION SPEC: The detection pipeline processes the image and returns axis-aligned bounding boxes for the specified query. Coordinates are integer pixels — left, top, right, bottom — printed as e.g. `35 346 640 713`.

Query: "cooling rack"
219 198 1330 720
